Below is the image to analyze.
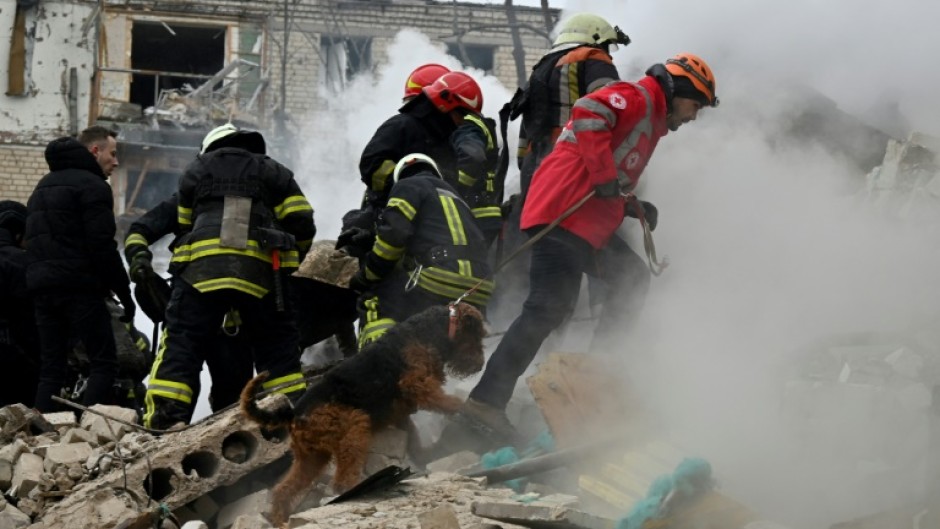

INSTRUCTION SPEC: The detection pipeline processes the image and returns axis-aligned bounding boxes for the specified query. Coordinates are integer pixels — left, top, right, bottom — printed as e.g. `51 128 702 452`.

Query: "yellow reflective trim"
568 62 580 107
387 197 417 221
438 196 467 246
263 372 306 395
371 159 397 192
373 236 404 261
192 277 269 298
458 170 477 187
171 238 299 265
415 273 492 306
420 266 494 294
364 266 381 281
472 206 502 219
146 378 193 405
178 205 192 226
274 195 314 220
465 114 495 149
124 233 148 248
360 318 396 348
144 327 170 428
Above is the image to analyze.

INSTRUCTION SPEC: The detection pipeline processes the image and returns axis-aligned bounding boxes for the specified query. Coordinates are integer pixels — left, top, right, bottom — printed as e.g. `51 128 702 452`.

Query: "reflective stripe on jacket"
521 76 668 249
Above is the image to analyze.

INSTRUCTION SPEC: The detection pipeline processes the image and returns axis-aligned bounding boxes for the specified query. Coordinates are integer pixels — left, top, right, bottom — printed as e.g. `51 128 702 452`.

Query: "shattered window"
319 36 372 93
130 22 226 110
446 43 495 74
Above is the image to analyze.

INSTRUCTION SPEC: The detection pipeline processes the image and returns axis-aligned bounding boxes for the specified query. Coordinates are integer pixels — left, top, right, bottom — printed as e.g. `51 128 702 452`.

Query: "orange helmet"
665 53 719 107
404 63 451 99
423 72 483 114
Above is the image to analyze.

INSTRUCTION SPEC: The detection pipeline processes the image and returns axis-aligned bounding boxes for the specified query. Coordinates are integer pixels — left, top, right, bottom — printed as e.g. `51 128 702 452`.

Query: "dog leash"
449 188 667 312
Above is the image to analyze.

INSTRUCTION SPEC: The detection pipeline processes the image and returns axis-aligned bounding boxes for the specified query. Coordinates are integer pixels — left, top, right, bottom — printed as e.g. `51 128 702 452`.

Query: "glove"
117 292 137 323
129 251 154 283
347 270 374 294
335 227 375 259
626 200 658 231
641 201 659 231
594 180 621 198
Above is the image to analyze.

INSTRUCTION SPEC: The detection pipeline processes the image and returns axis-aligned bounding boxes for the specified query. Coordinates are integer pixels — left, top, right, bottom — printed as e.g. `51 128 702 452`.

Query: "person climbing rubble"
143 124 314 429
458 53 721 442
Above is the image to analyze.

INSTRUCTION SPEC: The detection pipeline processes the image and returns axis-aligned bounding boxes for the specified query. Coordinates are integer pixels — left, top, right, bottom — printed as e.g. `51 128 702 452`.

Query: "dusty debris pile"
0 403 146 527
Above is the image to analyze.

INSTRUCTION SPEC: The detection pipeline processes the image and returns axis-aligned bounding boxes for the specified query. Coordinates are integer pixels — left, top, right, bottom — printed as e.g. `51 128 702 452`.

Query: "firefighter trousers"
144 281 305 429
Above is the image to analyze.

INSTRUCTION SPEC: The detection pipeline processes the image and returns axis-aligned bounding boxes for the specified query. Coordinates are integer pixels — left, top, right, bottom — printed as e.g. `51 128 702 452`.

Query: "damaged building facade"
0 0 558 219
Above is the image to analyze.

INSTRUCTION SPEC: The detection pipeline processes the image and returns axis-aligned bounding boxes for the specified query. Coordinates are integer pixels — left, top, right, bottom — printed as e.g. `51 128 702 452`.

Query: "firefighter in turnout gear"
404 65 504 247
349 153 493 347
338 71 488 257
461 53 719 441
509 12 630 197
143 125 315 429
124 194 254 412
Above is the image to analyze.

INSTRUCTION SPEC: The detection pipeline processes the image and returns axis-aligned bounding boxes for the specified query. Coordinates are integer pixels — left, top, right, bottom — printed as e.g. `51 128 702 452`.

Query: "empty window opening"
446 43 495 74
319 36 372 93
130 22 226 109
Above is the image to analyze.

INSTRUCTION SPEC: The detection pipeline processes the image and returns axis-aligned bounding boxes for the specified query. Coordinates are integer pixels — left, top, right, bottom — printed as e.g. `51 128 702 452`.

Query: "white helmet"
393 153 441 184
553 13 630 50
201 124 238 154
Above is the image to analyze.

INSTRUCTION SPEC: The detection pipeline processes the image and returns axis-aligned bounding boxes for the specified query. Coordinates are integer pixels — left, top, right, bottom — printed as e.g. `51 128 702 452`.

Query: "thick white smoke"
189 2 937 526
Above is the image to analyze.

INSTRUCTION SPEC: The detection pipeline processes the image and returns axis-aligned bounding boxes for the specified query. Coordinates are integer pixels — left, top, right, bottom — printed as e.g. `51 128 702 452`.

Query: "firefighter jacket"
124 194 180 262
452 114 502 225
522 75 669 250
361 171 494 307
25 137 131 301
170 147 315 298
517 45 619 170
359 93 458 212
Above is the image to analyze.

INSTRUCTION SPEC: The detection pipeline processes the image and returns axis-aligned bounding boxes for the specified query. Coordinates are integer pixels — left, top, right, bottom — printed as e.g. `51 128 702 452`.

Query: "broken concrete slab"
229 514 271 529
471 497 615 529
417 505 460 529
0 500 31 529
216 489 269 529
426 450 480 474
29 403 291 528
11 453 44 499
41 413 77 430
42 443 92 473
286 474 530 529
79 405 139 443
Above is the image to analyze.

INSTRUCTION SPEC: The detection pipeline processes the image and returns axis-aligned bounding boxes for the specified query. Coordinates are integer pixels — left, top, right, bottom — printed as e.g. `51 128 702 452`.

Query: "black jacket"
170 147 315 298
361 171 493 307
124 194 180 261
358 94 458 212
25 137 130 300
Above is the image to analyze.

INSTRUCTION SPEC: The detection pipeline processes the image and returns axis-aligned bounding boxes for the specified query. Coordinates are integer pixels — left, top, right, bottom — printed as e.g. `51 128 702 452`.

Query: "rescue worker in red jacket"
495 13 631 324
143 124 314 429
461 53 720 440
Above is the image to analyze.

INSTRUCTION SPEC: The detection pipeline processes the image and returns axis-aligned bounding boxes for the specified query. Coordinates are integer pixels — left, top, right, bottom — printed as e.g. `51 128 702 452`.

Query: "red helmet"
404 63 451 99
423 72 483 114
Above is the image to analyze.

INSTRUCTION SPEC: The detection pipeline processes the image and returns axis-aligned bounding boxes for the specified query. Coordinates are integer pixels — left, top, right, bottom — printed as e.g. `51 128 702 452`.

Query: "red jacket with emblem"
521 75 668 249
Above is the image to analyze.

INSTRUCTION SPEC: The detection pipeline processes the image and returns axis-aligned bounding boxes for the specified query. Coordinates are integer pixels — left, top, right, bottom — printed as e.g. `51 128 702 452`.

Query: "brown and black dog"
240 302 486 527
